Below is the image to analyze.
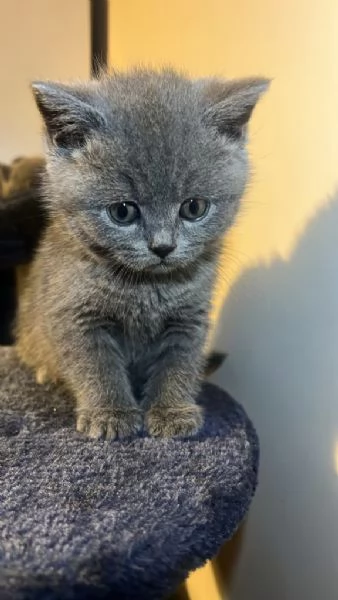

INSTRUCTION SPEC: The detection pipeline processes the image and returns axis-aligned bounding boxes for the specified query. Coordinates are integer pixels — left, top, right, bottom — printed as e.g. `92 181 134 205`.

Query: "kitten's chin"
112 253 203 279
145 261 173 274
111 256 180 278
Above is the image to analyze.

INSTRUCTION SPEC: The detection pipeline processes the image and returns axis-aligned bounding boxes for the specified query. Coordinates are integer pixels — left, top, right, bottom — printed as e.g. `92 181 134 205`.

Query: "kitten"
0 158 226 367
15 68 268 439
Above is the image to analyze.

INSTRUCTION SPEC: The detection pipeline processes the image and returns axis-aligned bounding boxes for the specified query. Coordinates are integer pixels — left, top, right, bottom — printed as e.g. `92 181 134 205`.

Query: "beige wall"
0 0 90 162
110 2 338 599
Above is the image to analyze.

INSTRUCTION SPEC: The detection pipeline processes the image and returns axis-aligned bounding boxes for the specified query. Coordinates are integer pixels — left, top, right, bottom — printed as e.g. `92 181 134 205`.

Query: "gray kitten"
15 68 268 439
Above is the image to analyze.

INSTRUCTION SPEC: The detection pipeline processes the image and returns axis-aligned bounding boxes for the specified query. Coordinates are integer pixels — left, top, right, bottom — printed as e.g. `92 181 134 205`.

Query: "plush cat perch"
0 346 259 600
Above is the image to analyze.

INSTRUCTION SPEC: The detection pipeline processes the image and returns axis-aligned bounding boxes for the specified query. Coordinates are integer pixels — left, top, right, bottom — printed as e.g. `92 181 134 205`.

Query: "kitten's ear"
31 82 105 151
199 77 270 139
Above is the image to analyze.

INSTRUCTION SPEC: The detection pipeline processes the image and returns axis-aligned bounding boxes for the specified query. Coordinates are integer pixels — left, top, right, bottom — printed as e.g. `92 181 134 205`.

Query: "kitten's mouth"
144 258 186 275
146 260 171 272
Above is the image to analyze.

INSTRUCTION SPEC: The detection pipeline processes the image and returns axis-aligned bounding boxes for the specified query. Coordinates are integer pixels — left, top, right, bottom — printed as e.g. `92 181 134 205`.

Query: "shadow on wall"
211 194 338 600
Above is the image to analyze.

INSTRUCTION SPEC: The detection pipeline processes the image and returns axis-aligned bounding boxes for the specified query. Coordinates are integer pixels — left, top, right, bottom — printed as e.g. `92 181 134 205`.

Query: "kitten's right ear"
31 82 105 151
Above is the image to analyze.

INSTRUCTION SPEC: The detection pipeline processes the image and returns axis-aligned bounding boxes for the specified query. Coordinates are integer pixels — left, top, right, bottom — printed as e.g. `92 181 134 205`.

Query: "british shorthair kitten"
15 68 268 439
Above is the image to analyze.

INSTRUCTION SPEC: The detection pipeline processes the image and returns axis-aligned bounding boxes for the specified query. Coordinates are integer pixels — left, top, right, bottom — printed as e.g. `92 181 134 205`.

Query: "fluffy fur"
15 67 268 439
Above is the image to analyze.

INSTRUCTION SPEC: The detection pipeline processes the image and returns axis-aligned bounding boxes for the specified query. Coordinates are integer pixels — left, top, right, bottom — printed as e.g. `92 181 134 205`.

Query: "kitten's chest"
110 281 183 341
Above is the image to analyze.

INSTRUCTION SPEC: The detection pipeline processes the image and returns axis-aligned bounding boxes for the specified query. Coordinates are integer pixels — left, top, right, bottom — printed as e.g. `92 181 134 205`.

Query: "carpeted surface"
0 347 259 600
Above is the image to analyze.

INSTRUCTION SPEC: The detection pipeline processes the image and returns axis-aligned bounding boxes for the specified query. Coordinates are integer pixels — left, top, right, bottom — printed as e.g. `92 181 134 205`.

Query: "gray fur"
15 67 268 439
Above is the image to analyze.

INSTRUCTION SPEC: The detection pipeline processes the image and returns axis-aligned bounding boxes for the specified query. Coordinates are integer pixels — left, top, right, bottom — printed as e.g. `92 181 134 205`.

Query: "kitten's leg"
55 326 142 440
143 317 206 438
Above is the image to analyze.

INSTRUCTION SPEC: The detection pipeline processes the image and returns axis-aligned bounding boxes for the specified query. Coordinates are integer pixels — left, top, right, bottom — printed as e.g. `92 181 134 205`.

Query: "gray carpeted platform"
0 346 259 599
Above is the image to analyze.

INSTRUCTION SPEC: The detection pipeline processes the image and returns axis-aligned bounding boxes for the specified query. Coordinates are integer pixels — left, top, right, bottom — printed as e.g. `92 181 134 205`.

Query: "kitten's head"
32 68 268 275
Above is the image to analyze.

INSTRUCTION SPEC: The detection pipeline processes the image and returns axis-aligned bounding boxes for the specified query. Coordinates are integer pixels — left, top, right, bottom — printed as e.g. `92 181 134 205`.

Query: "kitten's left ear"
31 81 106 151
199 77 270 139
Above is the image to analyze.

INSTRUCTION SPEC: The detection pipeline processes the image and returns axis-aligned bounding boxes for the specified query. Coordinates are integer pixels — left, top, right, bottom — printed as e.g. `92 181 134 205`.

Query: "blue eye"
179 198 209 221
107 202 140 225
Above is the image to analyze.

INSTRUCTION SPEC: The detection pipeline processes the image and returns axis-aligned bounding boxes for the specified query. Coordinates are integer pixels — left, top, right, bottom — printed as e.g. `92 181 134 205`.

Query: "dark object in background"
0 269 16 345
0 156 46 265
0 156 46 344
90 0 108 77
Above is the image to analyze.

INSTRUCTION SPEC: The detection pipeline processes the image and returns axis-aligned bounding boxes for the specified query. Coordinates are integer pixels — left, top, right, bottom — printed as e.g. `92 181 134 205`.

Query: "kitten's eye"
179 198 209 221
107 202 140 225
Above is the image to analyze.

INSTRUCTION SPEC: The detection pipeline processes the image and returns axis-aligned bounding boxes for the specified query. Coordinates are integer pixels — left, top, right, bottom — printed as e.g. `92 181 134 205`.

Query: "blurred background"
2 1 338 598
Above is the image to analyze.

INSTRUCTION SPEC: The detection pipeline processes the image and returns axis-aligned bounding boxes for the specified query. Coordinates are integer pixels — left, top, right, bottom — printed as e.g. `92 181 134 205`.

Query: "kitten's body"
16 216 214 436
15 68 268 439
17 218 214 388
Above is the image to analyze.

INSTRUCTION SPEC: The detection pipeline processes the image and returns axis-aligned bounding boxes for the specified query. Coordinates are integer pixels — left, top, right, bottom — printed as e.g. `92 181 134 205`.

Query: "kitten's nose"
149 243 177 259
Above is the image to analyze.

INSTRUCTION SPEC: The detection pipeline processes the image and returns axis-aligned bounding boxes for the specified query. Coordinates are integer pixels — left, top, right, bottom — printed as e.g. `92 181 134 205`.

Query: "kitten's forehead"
97 73 221 194
100 70 198 113
103 73 202 150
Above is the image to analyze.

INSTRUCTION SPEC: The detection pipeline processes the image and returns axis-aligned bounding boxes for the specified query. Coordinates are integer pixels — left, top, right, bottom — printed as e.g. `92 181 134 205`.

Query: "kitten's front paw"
146 403 203 438
76 407 143 440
